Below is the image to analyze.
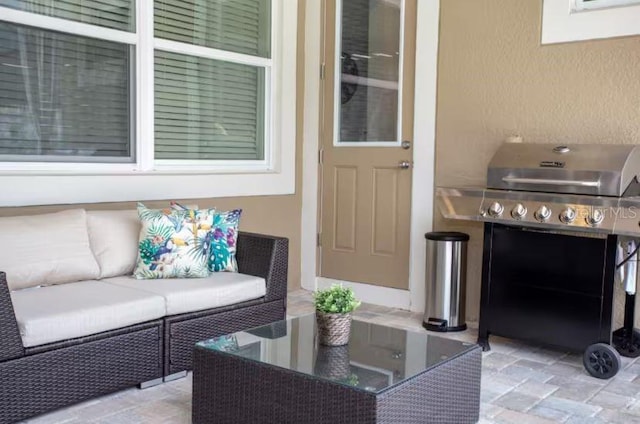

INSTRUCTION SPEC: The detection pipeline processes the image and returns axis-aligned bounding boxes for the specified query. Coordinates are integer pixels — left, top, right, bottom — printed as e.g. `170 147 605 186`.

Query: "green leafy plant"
338 373 359 387
314 284 361 314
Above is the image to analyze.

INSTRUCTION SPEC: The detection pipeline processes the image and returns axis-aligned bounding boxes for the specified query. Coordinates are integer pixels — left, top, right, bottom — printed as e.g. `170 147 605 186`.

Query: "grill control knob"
534 205 552 222
559 207 576 224
511 203 527 220
586 209 604 226
488 202 504 217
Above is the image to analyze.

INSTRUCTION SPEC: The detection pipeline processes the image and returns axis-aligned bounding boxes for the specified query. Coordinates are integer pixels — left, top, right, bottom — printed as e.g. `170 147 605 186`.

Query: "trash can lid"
425 232 469 241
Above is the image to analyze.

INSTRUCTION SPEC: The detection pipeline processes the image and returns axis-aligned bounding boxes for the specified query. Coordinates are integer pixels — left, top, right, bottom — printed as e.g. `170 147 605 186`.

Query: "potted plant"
314 284 361 346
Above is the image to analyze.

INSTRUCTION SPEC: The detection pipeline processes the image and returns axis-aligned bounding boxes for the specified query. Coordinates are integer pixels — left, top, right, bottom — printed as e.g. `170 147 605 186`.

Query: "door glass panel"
336 0 402 143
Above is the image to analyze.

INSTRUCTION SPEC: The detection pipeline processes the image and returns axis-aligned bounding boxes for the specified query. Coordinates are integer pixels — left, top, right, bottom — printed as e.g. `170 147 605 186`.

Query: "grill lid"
487 143 640 197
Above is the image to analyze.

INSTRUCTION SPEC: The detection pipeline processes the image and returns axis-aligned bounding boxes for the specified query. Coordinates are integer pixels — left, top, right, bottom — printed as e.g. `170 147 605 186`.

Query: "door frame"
301 0 440 312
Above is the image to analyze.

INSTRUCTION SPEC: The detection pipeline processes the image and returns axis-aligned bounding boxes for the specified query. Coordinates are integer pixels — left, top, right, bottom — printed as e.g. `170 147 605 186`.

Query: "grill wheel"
583 343 621 379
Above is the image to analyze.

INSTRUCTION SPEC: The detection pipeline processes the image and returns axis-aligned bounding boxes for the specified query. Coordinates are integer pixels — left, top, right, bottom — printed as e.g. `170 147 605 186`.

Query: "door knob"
398 161 411 169
401 140 411 150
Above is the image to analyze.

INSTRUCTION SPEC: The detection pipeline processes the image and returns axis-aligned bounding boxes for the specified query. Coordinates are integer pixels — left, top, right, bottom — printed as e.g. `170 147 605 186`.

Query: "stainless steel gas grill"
437 142 640 379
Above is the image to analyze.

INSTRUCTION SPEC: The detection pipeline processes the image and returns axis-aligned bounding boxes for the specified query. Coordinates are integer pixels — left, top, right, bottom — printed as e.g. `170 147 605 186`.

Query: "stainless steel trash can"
423 232 469 332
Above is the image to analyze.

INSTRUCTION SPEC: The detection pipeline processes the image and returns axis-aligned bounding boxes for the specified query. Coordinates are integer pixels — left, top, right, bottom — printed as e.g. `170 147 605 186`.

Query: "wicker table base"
192 318 481 424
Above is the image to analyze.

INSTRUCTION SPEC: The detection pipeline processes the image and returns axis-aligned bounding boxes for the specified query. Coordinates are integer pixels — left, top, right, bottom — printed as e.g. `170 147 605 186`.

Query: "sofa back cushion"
0 209 101 290
87 209 140 279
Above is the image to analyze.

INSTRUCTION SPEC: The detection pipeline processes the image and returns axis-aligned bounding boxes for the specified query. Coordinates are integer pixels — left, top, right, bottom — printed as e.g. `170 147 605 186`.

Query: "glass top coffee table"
192 314 481 424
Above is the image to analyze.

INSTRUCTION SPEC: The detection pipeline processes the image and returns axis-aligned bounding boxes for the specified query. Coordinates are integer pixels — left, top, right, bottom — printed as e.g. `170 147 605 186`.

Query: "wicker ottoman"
193 315 481 424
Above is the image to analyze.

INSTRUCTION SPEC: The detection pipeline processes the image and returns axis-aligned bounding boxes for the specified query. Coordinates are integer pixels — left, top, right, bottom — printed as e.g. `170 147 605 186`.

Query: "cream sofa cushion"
103 273 266 316
11 280 166 347
0 209 100 290
87 210 140 279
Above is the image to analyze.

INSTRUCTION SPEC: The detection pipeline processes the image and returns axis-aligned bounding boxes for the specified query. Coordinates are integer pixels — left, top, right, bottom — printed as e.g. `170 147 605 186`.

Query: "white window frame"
542 0 640 44
0 1 296 206
575 0 640 10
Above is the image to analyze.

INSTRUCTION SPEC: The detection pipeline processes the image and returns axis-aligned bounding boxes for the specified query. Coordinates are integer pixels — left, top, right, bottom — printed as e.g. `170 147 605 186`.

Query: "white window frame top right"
542 0 640 44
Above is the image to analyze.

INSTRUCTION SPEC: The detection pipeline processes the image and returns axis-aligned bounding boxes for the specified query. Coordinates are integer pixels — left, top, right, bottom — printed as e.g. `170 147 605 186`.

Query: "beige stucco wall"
435 0 640 322
0 2 306 291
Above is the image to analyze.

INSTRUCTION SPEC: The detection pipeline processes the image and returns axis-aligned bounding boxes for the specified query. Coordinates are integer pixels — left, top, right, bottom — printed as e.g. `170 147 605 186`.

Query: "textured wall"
435 0 640 323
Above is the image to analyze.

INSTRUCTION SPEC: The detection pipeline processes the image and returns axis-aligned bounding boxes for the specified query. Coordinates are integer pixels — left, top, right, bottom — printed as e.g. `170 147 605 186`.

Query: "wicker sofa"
0 208 288 424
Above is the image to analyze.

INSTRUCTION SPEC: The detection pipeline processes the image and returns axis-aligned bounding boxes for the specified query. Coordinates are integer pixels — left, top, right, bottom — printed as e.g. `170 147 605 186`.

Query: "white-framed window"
542 0 640 44
0 0 296 206
574 0 640 10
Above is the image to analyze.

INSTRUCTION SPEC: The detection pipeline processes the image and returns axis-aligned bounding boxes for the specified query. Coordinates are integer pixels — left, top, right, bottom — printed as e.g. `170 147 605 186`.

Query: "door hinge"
318 148 324 165
317 233 322 247
320 63 326 80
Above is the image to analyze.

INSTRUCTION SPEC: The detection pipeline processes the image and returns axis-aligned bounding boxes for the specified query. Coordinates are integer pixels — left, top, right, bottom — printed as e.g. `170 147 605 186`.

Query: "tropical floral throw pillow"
167 203 242 273
207 209 242 272
133 204 215 279
198 335 239 352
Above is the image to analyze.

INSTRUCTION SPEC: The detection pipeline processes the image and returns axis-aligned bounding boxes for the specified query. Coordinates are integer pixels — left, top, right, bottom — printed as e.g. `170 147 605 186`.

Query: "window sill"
0 170 295 206
0 163 274 176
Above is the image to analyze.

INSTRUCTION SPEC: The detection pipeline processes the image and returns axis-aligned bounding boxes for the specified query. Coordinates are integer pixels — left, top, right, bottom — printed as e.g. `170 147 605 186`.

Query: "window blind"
0 0 134 32
153 0 270 162
154 0 271 58
154 50 265 161
0 22 132 161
